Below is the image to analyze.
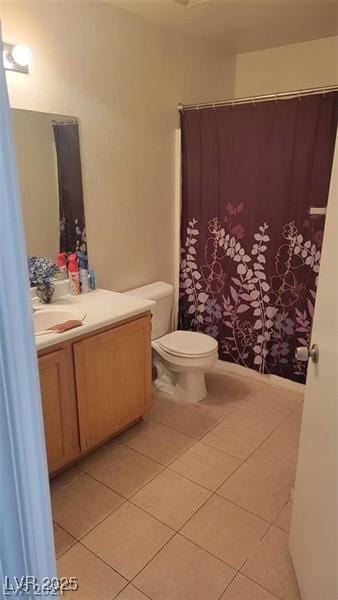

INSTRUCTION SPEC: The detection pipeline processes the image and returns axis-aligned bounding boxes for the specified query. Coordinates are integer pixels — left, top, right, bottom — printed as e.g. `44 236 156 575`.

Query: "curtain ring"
232 101 235 109
298 92 302 102
274 94 278 104
322 88 326 98
252 98 256 108
213 102 216 111
196 104 200 111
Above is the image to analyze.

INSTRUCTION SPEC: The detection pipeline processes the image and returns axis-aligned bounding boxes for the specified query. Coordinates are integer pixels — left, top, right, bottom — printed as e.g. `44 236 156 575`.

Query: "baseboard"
215 359 305 394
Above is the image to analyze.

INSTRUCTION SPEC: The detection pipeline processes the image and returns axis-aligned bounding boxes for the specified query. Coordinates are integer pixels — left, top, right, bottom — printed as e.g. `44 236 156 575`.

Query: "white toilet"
126 281 218 403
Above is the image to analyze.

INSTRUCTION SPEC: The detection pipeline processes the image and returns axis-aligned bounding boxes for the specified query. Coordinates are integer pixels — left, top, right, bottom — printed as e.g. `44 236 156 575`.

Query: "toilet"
126 281 218 403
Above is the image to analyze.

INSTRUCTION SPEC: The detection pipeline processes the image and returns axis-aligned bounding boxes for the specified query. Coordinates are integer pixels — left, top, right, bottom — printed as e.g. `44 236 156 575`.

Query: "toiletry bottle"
88 269 96 290
68 253 80 295
77 252 89 293
57 252 68 279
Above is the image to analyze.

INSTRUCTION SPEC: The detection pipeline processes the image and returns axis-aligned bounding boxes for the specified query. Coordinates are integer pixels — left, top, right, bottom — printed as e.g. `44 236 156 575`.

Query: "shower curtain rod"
177 84 338 112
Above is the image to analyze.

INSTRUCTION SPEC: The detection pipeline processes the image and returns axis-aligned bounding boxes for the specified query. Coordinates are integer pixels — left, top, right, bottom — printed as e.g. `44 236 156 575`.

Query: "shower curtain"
52 121 87 263
179 92 337 383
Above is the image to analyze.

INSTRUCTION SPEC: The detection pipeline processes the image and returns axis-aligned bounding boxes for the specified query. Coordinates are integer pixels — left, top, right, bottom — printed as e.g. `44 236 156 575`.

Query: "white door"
0 31 56 585
289 133 338 600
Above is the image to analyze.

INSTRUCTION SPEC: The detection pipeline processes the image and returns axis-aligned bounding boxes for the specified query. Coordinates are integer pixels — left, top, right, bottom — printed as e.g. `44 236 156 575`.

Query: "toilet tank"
125 281 174 340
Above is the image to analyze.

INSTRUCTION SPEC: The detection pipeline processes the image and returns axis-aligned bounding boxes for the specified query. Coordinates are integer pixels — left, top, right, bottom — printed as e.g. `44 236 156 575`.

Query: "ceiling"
109 0 338 54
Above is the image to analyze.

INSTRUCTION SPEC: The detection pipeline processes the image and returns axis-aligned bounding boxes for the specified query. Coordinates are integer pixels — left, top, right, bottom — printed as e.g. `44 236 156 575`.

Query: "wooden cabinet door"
38 348 79 474
74 315 152 451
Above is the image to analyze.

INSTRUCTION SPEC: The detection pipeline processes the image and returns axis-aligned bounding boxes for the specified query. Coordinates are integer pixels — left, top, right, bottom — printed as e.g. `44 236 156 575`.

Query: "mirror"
11 108 87 264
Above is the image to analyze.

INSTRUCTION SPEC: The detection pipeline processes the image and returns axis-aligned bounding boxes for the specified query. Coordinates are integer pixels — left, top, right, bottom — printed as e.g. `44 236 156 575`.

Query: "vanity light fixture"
3 42 32 74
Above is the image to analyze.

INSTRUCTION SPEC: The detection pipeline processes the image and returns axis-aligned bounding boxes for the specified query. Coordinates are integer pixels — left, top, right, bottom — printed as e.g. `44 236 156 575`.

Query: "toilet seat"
158 330 218 358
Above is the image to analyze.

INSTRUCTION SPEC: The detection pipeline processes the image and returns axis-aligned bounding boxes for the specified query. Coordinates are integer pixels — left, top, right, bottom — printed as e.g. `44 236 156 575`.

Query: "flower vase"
36 282 55 304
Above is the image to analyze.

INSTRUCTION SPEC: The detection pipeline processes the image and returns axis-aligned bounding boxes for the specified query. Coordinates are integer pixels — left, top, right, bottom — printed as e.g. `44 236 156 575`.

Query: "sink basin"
33 307 86 335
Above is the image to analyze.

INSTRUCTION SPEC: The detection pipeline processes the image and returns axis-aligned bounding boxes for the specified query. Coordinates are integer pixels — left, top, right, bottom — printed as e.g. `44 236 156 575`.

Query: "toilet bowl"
125 282 218 403
152 330 218 403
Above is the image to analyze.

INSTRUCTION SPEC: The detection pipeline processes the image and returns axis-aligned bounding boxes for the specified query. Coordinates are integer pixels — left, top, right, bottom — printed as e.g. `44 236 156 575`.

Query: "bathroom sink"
33 307 86 335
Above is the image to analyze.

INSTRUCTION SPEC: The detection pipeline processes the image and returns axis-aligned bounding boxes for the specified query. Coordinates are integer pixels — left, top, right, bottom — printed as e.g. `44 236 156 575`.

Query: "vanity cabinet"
74 315 152 451
38 312 152 475
38 348 79 473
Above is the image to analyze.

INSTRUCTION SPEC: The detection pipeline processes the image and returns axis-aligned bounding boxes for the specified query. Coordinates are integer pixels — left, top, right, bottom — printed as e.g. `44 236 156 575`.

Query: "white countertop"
35 288 154 351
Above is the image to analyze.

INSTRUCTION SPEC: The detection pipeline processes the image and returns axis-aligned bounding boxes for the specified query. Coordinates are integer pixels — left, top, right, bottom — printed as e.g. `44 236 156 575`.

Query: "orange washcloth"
47 319 83 333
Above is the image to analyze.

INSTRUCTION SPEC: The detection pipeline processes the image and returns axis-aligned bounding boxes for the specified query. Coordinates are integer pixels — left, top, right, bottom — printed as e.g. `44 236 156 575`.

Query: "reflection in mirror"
11 109 87 266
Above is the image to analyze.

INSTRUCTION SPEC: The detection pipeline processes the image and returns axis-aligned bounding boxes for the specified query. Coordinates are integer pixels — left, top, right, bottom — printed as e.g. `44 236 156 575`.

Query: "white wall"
1 1 235 291
235 36 338 97
11 109 59 260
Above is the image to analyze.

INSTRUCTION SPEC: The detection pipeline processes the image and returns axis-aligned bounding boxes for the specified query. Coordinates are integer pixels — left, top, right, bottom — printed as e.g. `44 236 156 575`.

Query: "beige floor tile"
134 534 235 600
50 467 84 492
53 523 76 558
274 498 293 532
202 416 267 461
146 391 182 422
170 442 241 491
51 474 124 539
196 394 245 420
220 573 277 599
205 370 263 400
57 543 126 599
80 442 163 498
160 404 221 439
248 407 303 472
217 460 294 522
118 419 193 465
116 585 149 600
82 502 174 580
241 526 300 600
181 495 268 569
78 439 121 473
195 371 260 421
193 370 263 421
227 400 287 437
249 385 303 417
131 469 211 530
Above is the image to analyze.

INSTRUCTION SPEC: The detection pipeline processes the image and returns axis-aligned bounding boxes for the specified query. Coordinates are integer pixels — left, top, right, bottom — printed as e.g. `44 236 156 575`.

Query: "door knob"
295 344 319 363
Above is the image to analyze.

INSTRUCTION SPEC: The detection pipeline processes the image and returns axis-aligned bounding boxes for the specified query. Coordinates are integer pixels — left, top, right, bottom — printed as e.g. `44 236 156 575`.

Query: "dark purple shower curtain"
52 121 87 263
179 92 337 383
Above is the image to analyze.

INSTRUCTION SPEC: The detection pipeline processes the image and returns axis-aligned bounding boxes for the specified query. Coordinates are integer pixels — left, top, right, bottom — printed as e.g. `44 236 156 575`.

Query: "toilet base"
175 371 207 403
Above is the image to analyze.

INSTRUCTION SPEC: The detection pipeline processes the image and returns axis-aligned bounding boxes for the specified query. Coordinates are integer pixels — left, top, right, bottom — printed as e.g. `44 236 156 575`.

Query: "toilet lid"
158 331 218 357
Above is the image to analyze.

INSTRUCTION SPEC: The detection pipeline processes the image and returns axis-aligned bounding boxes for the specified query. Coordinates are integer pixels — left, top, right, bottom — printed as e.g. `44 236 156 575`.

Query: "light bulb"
12 44 32 67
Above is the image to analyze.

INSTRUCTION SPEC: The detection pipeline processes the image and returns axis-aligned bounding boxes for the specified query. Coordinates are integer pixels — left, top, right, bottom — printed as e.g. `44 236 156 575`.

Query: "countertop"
35 288 154 351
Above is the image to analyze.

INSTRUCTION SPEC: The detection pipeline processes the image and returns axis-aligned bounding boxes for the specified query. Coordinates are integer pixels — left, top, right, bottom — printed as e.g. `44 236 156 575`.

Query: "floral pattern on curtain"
52 121 88 264
179 93 337 383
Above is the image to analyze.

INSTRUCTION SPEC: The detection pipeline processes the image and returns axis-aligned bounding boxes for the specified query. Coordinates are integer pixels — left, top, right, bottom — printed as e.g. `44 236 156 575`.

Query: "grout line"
76 539 130 585
126 583 153 600
77 497 128 542
220 569 283 600
201 398 301 470
177 530 241 572
145 413 225 442
238 523 287 600
215 569 238 600
272 497 292 533
53 522 78 560
83 461 165 499
128 530 236 590
54 373 301 599
127 485 212 532
58 381 299 544
53 495 128 545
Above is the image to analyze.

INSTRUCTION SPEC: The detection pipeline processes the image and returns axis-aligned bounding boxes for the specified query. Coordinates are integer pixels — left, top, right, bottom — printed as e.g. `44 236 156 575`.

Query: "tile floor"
52 368 304 600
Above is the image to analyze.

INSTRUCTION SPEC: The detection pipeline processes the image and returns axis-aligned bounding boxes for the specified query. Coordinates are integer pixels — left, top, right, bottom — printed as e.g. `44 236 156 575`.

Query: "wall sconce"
3 43 32 74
